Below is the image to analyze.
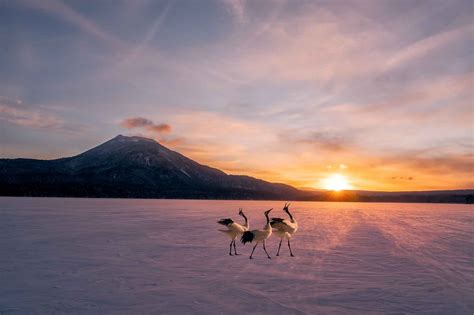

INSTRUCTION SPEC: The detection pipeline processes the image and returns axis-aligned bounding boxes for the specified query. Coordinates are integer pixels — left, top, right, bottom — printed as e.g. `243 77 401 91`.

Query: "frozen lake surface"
1 197 473 314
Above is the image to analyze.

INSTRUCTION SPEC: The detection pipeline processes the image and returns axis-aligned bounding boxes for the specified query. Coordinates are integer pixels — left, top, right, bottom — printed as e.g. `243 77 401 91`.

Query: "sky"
0 0 473 191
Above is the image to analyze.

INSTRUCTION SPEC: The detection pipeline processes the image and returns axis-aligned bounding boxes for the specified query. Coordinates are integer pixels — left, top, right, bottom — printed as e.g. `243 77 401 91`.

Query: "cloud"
384 24 473 71
120 117 172 141
301 132 351 152
151 110 283 173
216 7 388 84
391 153 474 175
0 96 86 134
390 177 414 181
317 71 474 148
221 0 247 24
202 4 472 89
120 116 171 134
147 124 172 133
18 0 124 49
120 117 153 128
279 130 353 152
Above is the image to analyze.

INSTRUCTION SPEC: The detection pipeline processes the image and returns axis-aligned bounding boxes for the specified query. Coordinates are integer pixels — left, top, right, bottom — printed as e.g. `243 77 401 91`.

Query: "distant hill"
0 135 472 203
309 189 474 204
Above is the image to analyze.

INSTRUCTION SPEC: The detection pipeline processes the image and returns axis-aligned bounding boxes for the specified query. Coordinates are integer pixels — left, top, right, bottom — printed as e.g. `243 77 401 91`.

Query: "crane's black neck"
265 213 270 224
241 213 248 224
286 210 294 221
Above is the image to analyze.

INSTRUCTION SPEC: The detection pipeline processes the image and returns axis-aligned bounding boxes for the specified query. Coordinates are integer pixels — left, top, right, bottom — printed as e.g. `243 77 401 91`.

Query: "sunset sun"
323 174 352 191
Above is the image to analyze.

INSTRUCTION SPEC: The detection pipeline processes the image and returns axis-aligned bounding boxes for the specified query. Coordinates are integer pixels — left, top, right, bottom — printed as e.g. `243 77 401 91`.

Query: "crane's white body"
272 219 298 239
218 221 248 240
245 223 272 243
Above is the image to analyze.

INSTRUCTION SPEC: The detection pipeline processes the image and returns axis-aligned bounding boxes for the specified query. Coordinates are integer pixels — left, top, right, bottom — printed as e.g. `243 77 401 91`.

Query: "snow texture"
1 197 473 314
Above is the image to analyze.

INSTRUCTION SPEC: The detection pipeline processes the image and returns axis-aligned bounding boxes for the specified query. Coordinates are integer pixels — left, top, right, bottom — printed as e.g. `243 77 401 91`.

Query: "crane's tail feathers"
241 231 254 244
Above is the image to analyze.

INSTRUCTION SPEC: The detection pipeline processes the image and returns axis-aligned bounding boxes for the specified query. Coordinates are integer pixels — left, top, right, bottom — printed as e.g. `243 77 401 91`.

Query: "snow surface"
1 197 473 314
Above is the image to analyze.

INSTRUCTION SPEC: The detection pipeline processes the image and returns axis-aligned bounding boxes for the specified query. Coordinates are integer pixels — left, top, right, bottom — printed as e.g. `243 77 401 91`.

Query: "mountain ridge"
0 135 472 203
0 135 302 200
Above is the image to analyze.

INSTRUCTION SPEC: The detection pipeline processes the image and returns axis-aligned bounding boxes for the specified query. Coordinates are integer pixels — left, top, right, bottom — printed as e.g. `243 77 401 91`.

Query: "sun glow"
323 174 352 191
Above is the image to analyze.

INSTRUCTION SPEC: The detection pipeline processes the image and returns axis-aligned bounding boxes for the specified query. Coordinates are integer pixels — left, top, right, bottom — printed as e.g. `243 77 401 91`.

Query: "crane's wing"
217 218 234 226
270 217 292 231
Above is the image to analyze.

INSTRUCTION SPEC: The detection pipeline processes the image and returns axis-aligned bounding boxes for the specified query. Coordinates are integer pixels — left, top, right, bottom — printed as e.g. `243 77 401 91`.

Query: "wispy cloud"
221 0 247 24
0 96 86 134
18 0 124 48
279 130 353 152
384 24 473 71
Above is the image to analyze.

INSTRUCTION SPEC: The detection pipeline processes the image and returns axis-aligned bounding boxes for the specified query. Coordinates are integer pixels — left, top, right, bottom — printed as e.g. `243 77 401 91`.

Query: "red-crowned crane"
270 203 298 257
240 208 273 259
217 208 249 255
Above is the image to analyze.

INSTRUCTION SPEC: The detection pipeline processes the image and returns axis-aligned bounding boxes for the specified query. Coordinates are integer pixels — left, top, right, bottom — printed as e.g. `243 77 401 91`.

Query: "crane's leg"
262 241 271 259
276 239 282 256
288 239 294 257
233 239 239 255
229 240 233 256
249 243 258 259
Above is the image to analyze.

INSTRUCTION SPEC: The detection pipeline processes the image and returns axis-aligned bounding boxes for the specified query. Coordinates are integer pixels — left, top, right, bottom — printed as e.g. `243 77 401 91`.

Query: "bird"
240 208 273 259
217 208 249 256
270 203 298 257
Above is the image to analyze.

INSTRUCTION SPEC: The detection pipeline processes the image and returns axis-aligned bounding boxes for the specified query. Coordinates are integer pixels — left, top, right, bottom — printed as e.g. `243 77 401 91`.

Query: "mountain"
0 135 303 199
0 135 472 203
